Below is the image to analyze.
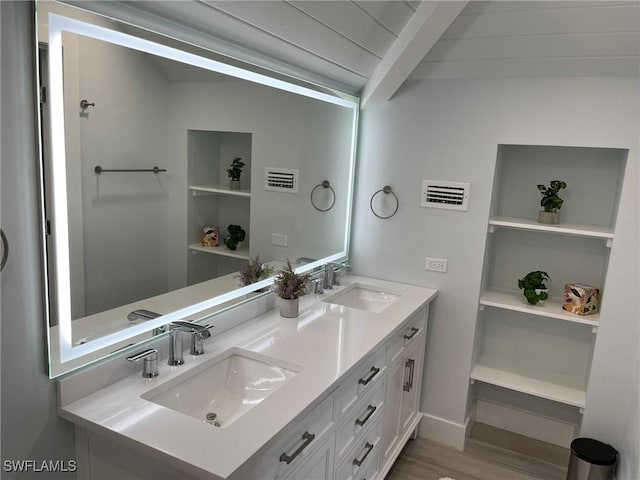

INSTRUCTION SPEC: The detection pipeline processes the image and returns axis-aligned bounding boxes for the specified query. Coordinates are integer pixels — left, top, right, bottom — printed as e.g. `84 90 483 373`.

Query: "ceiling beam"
361 1 468 108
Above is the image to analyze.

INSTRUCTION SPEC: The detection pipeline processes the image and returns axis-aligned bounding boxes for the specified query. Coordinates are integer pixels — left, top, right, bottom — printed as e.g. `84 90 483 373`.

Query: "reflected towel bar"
94 165 167 174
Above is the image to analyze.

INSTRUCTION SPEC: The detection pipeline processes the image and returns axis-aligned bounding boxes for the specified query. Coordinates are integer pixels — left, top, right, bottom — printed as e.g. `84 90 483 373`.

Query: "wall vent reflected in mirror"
264 167 299 194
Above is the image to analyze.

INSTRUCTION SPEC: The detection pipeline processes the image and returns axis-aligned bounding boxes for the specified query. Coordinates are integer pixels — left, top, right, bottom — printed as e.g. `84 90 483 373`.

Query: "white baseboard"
475 399 576 448
417 412 471 451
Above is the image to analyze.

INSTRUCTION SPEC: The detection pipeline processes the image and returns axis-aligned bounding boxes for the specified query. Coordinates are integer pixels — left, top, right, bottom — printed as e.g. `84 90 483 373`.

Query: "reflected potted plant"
237 255 274 292
517 270 550 305
537 180 567 224
227 157 245 190
272 259 311 318
224 224 246 251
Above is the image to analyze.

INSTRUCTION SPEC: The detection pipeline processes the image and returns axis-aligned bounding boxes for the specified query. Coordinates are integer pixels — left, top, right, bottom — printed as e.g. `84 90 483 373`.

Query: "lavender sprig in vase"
272 260 311 318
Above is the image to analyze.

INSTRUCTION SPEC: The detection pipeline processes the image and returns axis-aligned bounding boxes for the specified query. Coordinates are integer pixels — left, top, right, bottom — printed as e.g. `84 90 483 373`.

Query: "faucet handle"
126 349 159 378
190 325 214 356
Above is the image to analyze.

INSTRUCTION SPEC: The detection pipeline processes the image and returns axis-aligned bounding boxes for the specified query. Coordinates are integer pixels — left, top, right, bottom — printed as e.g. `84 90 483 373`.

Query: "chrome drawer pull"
403 358 415 392
355 405 377 427
403 327 419 341
353 442 374 467
279 431 315 464
358 366 380 386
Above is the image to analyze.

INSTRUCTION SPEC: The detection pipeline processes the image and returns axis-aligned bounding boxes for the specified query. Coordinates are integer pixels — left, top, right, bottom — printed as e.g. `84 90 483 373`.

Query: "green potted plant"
517 270 550 305
226 157 245 190
237 255 274 291
223 224 246 250
537 180 567 224
272 259 311 318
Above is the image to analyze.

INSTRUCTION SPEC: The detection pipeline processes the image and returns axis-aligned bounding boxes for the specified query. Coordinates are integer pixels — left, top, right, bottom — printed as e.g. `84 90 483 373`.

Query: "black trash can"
567 438 618 480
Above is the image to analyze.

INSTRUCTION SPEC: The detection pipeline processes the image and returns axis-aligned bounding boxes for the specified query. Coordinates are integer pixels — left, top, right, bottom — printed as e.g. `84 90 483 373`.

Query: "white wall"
74 32 170 315
166 79 353 290
351 76 638 474
1 2 76 477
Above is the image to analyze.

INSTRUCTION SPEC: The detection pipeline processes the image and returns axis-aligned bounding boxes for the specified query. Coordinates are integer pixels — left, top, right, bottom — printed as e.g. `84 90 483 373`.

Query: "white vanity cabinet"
380 309 428 478
59 278 437 480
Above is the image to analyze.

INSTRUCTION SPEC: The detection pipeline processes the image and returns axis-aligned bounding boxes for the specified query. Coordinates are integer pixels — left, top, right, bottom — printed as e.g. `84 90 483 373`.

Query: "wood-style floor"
385 423 570 480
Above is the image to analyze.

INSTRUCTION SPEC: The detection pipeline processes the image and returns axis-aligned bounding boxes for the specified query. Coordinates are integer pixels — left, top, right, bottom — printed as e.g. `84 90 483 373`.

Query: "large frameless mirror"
38 1 359 377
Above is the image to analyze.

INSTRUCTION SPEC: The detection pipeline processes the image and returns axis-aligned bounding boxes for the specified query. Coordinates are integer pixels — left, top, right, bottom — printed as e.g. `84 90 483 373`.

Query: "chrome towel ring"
0 229 8 272
311 180 336 212
370 185 399 219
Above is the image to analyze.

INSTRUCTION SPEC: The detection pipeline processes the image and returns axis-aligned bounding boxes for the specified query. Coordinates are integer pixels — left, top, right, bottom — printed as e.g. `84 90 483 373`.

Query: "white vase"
537 211 560 224
280 298 299 318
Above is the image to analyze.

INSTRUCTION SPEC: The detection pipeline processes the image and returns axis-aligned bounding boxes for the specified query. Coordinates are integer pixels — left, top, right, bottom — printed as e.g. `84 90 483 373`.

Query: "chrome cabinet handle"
355 405 377 427
353 442 374 467
279 431 315 464
404 326 419 341
403 358 415 392
0 229 8 272
358 366 380 386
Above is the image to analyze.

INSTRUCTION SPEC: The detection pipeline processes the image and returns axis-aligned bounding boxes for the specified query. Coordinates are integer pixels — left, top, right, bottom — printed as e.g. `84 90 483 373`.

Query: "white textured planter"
229 180 241 190
279 298 299 318
538 211 560 224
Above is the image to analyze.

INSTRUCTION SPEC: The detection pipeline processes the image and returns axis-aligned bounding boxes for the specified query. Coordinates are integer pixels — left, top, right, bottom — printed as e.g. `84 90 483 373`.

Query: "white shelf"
488 216 614 242
480 289 599 327
470 355 586 408
189 185 251 197
188 243 250 260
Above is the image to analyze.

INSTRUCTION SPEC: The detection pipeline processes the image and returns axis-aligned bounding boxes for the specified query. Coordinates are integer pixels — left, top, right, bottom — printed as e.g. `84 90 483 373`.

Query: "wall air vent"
421 180 471 211
264 167 299 194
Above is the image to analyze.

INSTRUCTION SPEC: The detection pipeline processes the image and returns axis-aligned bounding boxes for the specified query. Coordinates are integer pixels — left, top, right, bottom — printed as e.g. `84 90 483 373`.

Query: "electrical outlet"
272 233 288 247
425 257 448 273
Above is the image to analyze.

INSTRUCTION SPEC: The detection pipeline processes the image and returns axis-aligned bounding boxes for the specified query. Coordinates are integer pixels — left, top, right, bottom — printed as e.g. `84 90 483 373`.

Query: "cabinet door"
380 355 404 465
286 435 335 480
399 338 425 434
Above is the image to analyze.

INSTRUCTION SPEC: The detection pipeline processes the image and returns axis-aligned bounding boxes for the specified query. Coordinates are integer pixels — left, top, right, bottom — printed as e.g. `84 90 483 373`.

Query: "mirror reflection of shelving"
471 144 628 446
187 130 252 286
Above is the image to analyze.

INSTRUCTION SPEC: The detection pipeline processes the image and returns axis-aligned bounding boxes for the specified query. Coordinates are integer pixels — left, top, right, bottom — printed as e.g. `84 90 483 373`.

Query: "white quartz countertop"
58 275 437 479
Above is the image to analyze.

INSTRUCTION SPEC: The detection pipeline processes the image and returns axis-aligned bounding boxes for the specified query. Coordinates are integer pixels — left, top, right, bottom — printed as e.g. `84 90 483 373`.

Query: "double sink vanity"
58 276 437 480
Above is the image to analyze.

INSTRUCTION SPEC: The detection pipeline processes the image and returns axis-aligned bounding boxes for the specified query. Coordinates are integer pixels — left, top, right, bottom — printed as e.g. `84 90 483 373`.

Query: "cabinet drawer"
336 345 386 419
283 433 335 480
232 393 335 480
335 376 385 461
386 308 427 365
357 450 380 480
335 416 383 480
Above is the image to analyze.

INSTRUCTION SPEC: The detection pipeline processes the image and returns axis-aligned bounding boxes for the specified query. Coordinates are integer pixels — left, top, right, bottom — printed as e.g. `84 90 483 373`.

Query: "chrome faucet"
168 321 213 366
323 264 335 290
127 309 166 336
126 349 159 378
323 262 349 289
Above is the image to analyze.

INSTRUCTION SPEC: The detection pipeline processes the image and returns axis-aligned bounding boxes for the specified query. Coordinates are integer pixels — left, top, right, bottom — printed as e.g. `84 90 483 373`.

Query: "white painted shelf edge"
488 216 614 240
480 289 599 327
189 185 251 197
470 362 586 408
188 243 250 260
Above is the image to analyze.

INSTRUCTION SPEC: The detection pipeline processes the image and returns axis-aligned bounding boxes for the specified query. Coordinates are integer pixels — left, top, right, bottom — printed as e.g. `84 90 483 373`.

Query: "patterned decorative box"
562 283 600 316
201 226 219 247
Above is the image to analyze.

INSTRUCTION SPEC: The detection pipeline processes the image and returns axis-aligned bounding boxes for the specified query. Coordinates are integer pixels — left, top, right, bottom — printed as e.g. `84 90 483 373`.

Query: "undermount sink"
142 348 300 428
324 284 401 313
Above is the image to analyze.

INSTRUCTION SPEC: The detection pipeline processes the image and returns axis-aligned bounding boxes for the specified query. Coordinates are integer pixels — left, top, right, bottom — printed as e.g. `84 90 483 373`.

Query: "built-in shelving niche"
470 144 628 448
187 130 252 286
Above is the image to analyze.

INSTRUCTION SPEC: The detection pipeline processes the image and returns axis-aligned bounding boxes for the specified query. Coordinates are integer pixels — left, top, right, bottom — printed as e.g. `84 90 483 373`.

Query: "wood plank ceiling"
89 1 639 101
